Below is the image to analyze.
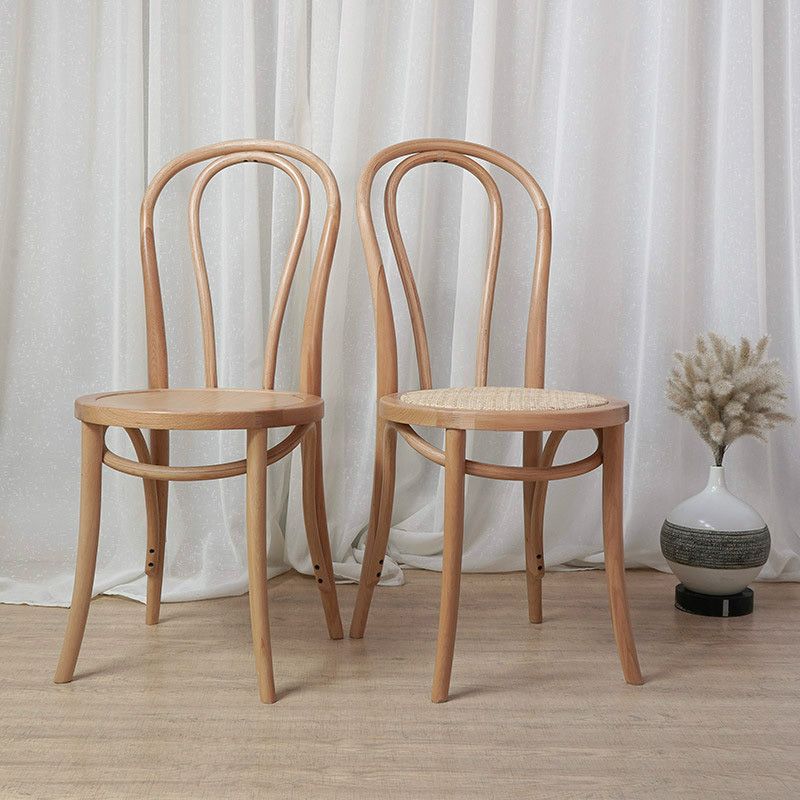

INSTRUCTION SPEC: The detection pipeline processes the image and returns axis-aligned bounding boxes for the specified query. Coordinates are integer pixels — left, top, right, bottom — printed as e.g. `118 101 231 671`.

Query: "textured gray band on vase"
660 520 770 570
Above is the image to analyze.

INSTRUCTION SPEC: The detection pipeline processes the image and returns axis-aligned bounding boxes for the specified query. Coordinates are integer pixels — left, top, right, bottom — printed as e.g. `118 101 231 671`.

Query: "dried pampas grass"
667 333 793 466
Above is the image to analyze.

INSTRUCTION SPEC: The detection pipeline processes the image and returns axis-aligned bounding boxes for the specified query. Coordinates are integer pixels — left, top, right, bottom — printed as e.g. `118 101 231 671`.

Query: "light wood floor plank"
1 570 798 799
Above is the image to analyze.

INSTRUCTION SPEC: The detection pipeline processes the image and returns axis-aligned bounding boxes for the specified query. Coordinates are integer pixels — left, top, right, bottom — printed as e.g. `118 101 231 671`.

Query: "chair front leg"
301 422 343 639
349 418 397 639
54 422 106 684
246 428 277 703
431 428 467 703
601 424 644 686
146 430 169 625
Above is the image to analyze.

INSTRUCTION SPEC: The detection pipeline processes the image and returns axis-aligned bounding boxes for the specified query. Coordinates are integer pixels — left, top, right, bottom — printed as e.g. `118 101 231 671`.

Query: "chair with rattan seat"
54 140 343 704
350 138 644 703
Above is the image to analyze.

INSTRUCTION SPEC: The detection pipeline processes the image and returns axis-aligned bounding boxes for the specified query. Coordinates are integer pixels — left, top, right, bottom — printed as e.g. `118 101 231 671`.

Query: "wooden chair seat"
75 388 323 430
382 387 628 431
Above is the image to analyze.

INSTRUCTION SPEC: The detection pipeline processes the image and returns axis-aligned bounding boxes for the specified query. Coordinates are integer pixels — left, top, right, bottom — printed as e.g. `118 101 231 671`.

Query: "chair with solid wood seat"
76 388 323 431
55 140 343 704
350 138 643 703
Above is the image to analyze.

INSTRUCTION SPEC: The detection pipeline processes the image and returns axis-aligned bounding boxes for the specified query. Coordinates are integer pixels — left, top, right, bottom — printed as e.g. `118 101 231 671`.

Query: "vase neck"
705 465 728 492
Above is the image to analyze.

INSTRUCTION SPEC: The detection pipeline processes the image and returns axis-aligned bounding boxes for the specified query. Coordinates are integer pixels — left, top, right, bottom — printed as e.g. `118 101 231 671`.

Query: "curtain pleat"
1 0 798 607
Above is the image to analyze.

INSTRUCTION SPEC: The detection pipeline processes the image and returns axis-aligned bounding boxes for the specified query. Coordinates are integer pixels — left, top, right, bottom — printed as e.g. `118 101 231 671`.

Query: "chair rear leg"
524 430 565 623
54 423 106 684
349 420 397 639
601 424 643 686
301 423 343 639
140 475 162 624
527 481 547 623
522 431 541 622
431 428 467 703
146 430 169 625
312 421 338 581
246 428 277 703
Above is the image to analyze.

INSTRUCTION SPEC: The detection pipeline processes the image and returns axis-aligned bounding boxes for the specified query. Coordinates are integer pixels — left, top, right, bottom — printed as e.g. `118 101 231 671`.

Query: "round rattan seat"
380 386 627 431
399 386 608 412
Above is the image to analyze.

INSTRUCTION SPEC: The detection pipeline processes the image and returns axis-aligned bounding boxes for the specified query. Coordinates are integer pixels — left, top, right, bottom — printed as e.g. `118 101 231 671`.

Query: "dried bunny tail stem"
737 336 751 368
724 418 744 443
707 332 726 363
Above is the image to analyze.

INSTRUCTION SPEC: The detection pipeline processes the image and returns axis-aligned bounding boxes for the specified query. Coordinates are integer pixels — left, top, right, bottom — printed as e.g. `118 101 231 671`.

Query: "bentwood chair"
350 139 644 702
54 140 343 703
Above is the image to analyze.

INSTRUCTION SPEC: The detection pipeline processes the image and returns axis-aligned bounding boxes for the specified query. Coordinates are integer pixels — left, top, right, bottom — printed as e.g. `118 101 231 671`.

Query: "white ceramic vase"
660 466 770 596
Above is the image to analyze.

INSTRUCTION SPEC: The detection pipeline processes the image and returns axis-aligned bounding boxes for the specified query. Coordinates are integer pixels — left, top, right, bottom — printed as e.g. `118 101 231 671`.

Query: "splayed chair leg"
349 420 397 639
301 422 343 639
601 424 643 686
54 423 106 684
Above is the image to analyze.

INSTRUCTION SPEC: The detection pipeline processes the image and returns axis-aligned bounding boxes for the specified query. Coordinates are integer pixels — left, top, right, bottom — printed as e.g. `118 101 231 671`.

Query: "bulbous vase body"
660 466 770 596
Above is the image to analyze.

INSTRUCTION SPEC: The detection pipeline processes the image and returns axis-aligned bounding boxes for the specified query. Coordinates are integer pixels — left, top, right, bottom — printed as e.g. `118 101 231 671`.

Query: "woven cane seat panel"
398 386 609 412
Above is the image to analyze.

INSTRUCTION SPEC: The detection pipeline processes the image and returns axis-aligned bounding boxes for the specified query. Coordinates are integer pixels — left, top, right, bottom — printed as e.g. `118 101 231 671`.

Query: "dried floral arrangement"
667 333 793 466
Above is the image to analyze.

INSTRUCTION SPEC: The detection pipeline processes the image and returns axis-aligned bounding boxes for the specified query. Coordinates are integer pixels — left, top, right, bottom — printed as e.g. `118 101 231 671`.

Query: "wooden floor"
1 570 799 800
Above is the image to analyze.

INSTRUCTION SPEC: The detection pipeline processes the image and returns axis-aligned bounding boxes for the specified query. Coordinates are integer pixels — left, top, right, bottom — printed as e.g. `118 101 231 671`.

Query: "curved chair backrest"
357 139 552 398
140 140 340 395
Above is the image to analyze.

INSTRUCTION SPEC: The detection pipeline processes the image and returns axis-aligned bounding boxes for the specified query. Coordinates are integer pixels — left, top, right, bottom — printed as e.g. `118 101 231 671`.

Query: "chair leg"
141 475 162 624
349 419 397 639
146 430 169 625
431 428 466 703
527 481 547 623
601 424 644 686
246 428 277 704
54 423 106 684
522 431 542 623
301 423 343 639
524 430 566 623
313 422 342 629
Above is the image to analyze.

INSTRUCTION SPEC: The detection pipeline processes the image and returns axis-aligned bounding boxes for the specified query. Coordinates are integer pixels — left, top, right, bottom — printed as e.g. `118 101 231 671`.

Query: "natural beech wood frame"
54 140 343 703
350 138 643 702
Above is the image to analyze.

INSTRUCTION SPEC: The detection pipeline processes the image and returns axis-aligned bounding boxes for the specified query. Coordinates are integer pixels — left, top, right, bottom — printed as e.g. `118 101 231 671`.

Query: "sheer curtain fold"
1 0 798 607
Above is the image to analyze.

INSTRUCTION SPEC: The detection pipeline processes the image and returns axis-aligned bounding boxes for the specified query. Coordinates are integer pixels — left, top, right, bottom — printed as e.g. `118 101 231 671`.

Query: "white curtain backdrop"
1 0 798 607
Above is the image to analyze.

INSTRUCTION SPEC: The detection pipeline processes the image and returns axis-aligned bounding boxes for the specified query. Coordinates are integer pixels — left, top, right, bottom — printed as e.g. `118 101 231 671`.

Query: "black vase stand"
674 583 754 617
